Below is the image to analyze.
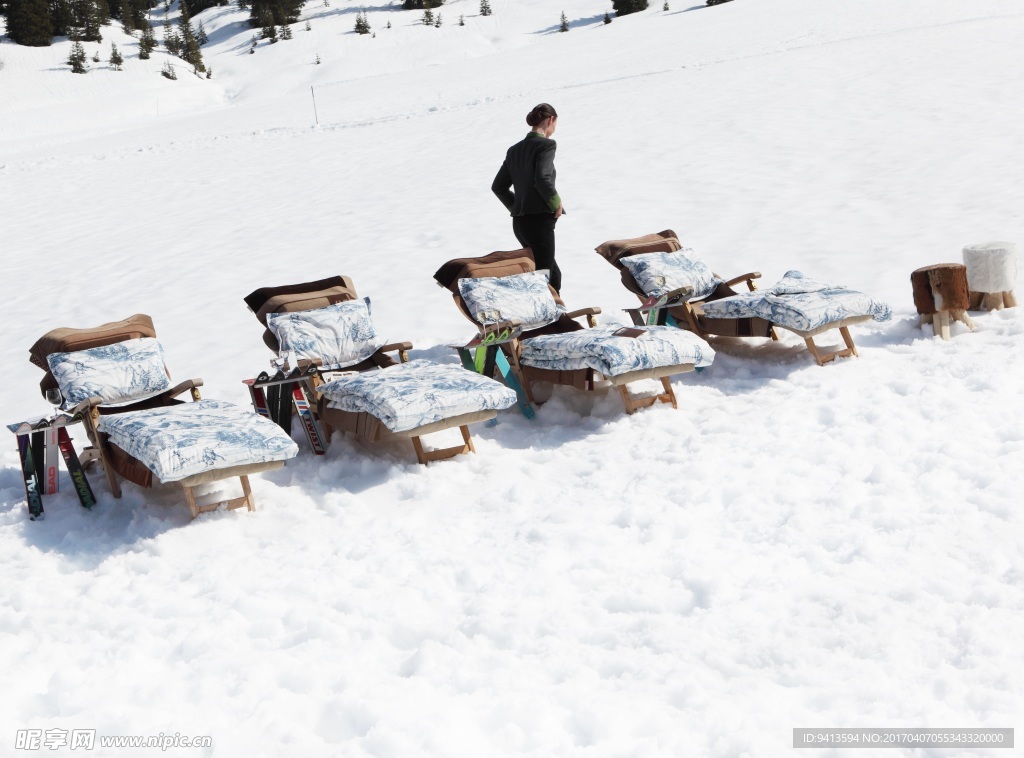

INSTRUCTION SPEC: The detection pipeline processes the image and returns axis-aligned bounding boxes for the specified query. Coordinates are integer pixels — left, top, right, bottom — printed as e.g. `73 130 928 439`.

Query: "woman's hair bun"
526 103 558 127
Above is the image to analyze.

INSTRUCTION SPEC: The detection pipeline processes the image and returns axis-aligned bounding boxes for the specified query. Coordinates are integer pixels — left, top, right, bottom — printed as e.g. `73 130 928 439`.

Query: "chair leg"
182 475 256 519
183 485 200 519
410 426 475 465
805 331 857 366
616 380 677 415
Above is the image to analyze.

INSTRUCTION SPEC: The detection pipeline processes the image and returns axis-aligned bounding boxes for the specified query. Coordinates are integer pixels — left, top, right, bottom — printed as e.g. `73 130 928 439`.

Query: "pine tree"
479 0 491 16
559 11 568 31
385 20 391 28
50 0 75 37
73 0 104 41
67 35 87 71
662 1 669 9
611 0 648 16
163 21 180 55
434 12 441 27
206 66 212 78
161 59 177 78
280 21 292 39
603 11 611 23
138 25 155 57
109 41 123 68
118 0 134 32
262 23 277 41
354 11 369 34
458 14 464 25
314 52 321 64
197 19 208 45
91 48 100 62
178 0 206 71
421 8 432 25
7 0 53 46
304 19 310 30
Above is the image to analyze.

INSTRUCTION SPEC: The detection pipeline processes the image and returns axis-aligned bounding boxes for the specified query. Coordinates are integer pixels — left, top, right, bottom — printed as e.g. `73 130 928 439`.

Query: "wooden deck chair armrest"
166 378 204 401
479 319 522 336
720 272 763 291
564 307 601 327
69 396 105 416
379 341 413 363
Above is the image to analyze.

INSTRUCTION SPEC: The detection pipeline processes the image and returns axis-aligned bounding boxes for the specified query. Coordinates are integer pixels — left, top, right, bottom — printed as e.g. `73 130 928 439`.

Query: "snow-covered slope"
1 1 1022 756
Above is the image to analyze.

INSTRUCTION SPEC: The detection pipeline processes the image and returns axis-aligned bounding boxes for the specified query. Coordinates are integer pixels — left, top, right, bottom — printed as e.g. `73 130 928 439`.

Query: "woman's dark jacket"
492 132 562 216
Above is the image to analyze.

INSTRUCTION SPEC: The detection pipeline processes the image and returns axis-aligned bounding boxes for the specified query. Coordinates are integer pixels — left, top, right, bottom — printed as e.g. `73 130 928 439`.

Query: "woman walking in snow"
491 103 565 292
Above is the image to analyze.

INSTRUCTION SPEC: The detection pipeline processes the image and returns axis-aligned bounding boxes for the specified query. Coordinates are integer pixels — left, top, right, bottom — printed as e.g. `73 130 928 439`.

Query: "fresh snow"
1 0 1023 756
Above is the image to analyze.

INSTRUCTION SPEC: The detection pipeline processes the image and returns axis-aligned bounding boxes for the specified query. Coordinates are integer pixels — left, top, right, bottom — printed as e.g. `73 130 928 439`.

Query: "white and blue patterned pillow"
47 337 172 409
267 298 386 370
457 270 563 331
620 249 720 301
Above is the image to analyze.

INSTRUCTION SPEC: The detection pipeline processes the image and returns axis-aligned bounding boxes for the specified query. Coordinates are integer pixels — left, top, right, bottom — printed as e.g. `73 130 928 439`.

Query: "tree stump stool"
911 264 975 341
962 241 1017 311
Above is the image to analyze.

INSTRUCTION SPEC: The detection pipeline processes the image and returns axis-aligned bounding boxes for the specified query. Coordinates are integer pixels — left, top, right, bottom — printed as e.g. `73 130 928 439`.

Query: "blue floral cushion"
267 298 385 370
319 359 518 433
47 337 172 409
699 270 893 332
519 325 715 377
457 271 564 330
620 248 720 300
97 399 298 483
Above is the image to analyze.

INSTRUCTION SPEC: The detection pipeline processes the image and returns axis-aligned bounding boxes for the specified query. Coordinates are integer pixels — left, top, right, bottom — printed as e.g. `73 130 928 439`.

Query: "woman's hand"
554 204 565 219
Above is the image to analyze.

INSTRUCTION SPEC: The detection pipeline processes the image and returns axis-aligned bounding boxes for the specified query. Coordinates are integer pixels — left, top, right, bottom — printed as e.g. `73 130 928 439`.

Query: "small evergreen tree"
559 11 568 31
139 24 155 57
354 11 369 34
434 12 441 27
304 19 310 30
611 0 647 16
458 14 463 25
386 20 391 28
262 24 277 41
7 0 53 46
479 0 491 16
421 8 432 24
91 48 100 62
603 11 611 23
68 36 88 71
109 41 123 69
206 66 212 78
280 21 292 39
74 0 104 41
164 21 180 55
314 52 321 64
663 1 669 9
197 19 208 45
161 59 177 78
119 0 134 32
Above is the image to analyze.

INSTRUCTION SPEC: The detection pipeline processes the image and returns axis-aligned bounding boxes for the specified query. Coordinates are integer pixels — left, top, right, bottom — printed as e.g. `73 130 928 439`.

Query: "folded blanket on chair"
700 270 892 332
319 360 518 434
519 325 715 377
98 400 299 483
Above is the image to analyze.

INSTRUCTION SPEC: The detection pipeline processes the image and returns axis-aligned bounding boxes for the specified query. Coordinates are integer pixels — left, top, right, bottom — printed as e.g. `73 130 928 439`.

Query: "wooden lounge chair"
434 249 715 415
244 276 516 464
596 231 886 367
29 315 298 519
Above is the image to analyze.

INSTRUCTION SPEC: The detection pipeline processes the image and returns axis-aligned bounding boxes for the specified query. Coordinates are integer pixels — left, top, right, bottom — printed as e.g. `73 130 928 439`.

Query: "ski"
17 434 45 520
291 383 327 454
44 427 60 495
492 349 536 420
56 428 96 509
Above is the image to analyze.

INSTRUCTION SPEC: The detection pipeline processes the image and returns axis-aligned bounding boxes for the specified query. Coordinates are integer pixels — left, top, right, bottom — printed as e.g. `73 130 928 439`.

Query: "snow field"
2 0 1023 755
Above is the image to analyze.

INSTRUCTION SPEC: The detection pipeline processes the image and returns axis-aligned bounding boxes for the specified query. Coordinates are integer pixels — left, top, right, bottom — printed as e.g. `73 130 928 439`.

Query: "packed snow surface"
1 0 1023 755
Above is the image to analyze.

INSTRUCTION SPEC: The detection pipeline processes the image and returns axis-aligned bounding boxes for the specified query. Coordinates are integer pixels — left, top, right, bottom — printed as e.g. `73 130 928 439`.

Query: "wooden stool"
963 242 1017 310
911 264 975 340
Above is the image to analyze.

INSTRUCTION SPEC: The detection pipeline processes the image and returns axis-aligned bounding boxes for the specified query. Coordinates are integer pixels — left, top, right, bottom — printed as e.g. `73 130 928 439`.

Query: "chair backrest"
595 230 681 270
434 249 567 327
29 314 159 397
244 275 359 352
